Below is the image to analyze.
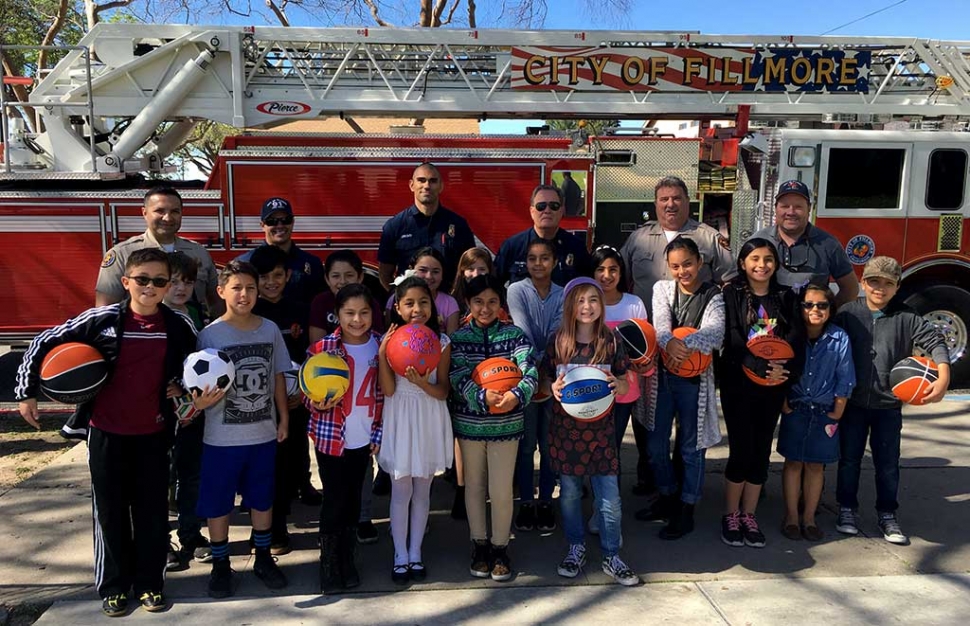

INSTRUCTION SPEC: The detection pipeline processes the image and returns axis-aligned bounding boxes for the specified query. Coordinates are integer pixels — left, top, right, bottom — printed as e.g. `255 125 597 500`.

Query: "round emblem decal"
845 234 875 265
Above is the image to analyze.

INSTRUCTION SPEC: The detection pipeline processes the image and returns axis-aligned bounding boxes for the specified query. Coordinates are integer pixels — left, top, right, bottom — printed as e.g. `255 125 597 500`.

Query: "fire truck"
2 25 969 381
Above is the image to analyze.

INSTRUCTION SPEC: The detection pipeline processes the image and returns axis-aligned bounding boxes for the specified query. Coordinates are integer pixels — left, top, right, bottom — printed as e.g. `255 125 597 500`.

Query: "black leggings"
316 446 371 535
721 383 785 485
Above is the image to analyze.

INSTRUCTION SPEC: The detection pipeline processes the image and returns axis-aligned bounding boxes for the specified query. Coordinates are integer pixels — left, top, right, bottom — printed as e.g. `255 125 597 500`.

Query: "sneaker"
515 502 536 532
740 513 766 548
836 507 860 535
138 591 167 613
469 540 491 578
356 521 379 545
180 535 213 563
721 511 744 547
587 512 600 535
536 501 557 532
556 543 586 578
878 512 910 545
165 545 182 571
490 545 513 582
208 560 234 599
102 594 128 618
601 555 639 586
270 532 292 556
253 554 288 589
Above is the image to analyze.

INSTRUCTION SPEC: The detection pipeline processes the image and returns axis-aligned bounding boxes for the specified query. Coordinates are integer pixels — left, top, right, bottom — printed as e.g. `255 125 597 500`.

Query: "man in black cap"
750 179 858 305
236 197 326 306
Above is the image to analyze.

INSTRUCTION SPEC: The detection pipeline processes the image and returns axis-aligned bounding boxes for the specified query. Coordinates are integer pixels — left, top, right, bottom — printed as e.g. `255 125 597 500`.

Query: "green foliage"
0 0 85 76
545 119 620 136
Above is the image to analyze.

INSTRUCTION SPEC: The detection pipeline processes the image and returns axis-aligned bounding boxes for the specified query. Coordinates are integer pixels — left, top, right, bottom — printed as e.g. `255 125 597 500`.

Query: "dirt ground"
0 411 73 495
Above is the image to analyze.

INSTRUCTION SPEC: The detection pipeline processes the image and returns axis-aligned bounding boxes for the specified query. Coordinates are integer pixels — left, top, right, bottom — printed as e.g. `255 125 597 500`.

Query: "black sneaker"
469 540 491 579
180 535 213 563
138 591 167 613
514 502 536 532
208 559 234 599
254 553 288 589
165 545 182 571
536 501 557 532
721 511 744 547
356 520 379 545
102 594 128 618
740 513 766 548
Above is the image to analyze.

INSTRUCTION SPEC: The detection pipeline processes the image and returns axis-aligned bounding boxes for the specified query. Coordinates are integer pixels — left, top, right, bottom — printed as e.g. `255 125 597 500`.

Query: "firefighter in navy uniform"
377 162 476 291
495 184 591 286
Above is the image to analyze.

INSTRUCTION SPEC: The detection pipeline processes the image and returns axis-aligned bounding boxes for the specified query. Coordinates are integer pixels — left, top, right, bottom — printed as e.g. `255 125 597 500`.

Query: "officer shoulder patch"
101 250 117 268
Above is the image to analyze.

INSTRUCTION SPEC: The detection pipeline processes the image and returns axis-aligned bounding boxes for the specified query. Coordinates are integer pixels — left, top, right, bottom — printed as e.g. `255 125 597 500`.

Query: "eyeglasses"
534 201 562 212
263 215 294 226
127 275 170 288
801 301 831 311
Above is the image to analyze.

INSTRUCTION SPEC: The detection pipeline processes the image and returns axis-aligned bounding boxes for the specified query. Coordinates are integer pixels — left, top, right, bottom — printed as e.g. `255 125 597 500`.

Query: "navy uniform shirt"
750 224 853 290
377 204 476 289
495 227 592 287
252 295 310 365
237 243 326 306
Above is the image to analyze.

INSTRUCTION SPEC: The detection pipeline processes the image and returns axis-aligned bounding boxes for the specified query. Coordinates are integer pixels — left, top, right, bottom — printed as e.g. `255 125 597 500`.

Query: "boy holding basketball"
834 256 949 544
195 259 291 598
15 248 215 617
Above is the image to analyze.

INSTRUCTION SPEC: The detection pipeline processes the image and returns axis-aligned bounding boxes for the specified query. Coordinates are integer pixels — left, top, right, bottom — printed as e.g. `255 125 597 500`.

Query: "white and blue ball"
183 348 235 394
283 361 300 397
560 366 614 421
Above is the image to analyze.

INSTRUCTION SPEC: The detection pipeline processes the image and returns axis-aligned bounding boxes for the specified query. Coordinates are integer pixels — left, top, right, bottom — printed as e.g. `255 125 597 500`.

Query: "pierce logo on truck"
256 101 312 116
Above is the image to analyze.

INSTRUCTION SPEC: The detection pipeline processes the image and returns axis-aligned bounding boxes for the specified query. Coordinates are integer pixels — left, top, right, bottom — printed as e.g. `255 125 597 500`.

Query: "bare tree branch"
430 0 448 26
83 0 135 29
439 0 461 26
38 0 70 72
265 0 290 25
467 0 476 27
419 0 432 26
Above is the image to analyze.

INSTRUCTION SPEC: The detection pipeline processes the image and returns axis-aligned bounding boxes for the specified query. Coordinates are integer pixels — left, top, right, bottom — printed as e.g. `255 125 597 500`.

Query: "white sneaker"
878 513 909 545
557 544 586 578
602 554 639 586
836 507 860 535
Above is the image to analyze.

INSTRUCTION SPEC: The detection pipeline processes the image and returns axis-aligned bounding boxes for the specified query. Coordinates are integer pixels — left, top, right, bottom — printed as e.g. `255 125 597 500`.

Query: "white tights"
390 475 433 565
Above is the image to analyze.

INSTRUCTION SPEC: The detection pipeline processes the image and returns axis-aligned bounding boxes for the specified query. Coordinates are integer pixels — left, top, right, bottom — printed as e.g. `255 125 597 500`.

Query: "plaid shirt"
305 328 384 457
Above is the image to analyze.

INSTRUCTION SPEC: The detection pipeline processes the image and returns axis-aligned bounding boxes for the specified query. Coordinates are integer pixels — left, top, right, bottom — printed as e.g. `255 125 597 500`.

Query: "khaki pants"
458 438 518 547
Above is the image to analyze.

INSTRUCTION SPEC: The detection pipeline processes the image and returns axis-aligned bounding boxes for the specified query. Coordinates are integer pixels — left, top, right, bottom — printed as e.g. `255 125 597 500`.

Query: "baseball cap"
260 197 293 221
862 256 902 284
563 276 603 300
775 180 811 203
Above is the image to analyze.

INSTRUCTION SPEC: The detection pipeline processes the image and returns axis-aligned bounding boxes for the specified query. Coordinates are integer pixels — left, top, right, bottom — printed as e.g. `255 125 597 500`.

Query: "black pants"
88 427 170 598
316 446 371 535
273 406 311 529
721 383 785 485
172 418 204 543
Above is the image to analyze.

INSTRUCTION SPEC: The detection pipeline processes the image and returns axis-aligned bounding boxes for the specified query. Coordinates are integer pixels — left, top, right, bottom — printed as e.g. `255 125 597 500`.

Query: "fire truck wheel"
904 284 970 387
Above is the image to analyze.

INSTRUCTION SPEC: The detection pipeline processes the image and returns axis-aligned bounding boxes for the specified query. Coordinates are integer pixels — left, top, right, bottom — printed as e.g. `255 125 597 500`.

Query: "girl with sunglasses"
777 284 855 542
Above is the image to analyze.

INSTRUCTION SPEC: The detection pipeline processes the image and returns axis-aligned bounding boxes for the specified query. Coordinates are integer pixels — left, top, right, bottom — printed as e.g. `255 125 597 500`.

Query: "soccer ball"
183 349 236 394
283 361 300 397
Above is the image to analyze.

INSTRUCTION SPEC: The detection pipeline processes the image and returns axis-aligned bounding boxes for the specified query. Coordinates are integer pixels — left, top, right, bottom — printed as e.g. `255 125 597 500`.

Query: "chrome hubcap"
921 309 967 364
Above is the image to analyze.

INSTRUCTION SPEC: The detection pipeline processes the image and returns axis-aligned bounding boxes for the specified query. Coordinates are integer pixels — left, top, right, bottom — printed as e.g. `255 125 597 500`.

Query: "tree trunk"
468 0 477 27
37 0 70 72
420 0 433 27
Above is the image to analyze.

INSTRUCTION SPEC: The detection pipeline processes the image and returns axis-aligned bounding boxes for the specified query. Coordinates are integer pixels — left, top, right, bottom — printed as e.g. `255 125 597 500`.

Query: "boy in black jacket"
834 256 949 545
15 249 223 617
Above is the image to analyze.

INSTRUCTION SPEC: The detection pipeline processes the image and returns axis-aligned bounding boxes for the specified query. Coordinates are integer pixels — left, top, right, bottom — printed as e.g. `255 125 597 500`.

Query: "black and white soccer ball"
183 348 235 394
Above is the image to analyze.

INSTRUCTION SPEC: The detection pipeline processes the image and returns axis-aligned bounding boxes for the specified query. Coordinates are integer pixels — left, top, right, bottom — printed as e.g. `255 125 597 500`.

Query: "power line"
820 0 909 35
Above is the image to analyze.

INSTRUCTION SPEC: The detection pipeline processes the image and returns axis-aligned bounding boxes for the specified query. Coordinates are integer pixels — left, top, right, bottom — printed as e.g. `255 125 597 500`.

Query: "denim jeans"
515 401 555 502
559 474 621 557
592 402 634 523
173 418 204 543
647 370 707 505
836 404 903 513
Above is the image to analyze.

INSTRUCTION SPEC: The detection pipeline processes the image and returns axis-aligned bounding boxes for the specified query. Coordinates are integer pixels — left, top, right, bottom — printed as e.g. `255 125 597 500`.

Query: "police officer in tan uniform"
96 185 221 315
620 175 733 317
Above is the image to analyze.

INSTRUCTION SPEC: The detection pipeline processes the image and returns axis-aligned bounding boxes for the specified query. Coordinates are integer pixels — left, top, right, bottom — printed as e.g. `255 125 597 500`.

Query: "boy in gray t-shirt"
195 261 291 598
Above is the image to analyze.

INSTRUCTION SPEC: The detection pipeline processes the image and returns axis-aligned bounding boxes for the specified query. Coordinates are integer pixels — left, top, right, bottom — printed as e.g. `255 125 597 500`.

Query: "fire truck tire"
904 284 970 387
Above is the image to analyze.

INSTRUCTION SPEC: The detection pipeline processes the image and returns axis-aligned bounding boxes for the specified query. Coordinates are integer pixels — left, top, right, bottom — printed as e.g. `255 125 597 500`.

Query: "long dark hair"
731 237 783 327
664 235 701 260
591 245 628 294
335 283 373 313
464 274 506 309
388 276 441 335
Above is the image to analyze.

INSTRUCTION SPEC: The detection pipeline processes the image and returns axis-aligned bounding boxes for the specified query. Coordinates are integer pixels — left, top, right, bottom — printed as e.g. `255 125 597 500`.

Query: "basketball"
661 327 712 378
39 342 108 404
743 335 795 386
472 357 523 414
385 323 442 377
183 349 235 394
299 352 351 404
890 356 939 405
560 365 614 421
616 318 658 366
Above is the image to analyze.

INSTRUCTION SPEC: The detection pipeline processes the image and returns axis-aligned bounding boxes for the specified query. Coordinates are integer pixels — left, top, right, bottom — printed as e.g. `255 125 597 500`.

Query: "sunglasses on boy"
263 215 294 226
533 201 562 212
127 275 171 288
801 301 830 311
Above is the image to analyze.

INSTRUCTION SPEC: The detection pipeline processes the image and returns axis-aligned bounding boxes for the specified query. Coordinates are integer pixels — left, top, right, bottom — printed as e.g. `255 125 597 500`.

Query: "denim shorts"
197 439 276 518
777 404 840 464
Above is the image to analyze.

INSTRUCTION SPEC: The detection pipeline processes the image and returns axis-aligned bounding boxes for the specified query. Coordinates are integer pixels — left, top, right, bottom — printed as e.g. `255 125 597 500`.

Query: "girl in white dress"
377 275 453 585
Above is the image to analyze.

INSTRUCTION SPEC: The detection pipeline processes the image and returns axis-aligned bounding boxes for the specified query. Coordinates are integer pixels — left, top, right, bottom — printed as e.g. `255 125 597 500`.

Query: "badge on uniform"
304 261 311 274
566 253 574 267
101 250 117 268
448 224 455 238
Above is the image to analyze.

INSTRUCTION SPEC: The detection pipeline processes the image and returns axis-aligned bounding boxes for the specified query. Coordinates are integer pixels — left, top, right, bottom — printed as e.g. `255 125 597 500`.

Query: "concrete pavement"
3 398 968 624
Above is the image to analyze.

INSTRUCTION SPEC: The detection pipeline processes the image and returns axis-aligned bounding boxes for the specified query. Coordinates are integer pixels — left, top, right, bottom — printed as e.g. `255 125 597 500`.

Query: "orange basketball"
472 357 523 414
662 327 712 378
743 335 795 386
890 356 939 405
40 342 108 404
616 318 658 366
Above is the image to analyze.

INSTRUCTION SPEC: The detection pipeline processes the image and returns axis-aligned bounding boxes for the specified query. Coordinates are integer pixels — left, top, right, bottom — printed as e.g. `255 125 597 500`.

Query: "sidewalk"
3 398 969 624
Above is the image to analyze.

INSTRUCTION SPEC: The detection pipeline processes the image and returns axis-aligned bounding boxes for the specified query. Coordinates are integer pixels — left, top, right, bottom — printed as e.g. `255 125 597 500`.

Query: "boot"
339 527 361 589
659 502 695 540
634 493 677 522
318 533 343 594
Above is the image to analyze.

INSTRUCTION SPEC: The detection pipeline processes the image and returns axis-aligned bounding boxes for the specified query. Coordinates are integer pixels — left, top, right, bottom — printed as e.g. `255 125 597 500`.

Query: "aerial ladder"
2 24 970 177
